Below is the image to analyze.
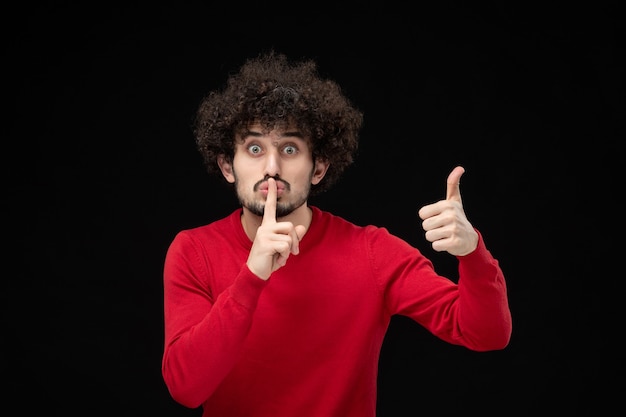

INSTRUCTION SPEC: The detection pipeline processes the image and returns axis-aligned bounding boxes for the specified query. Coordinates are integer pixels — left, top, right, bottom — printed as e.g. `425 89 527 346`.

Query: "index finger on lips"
262 178 277 224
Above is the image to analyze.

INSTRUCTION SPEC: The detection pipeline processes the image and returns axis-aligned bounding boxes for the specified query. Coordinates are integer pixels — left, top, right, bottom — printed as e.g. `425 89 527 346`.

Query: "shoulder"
309 206 394 241
172 209 242 245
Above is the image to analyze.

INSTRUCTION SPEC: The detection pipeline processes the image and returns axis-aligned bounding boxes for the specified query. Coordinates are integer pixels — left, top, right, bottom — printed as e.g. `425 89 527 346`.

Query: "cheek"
231 164 255 189
285 163 313 180
231 157 255 176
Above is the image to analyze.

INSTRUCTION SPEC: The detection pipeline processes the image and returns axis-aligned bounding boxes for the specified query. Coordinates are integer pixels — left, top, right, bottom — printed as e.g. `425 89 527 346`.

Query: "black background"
5 3 623 416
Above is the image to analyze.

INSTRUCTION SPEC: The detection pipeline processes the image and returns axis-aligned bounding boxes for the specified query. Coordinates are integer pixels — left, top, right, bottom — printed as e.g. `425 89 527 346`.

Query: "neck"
240 203 312 242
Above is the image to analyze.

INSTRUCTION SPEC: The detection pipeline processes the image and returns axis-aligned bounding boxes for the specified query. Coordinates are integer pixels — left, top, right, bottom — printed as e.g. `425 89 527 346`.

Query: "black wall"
6 4 622 416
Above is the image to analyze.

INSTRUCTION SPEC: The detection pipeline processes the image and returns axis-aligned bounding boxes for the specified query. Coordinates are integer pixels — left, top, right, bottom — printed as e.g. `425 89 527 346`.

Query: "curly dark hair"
193 50 364 196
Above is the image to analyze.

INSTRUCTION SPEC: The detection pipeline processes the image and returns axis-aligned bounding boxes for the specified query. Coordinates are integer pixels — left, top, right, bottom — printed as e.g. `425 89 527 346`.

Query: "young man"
162 51 512 417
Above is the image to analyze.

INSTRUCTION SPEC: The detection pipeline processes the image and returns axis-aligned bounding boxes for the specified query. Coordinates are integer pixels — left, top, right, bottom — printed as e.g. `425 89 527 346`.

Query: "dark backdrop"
6 4 623 416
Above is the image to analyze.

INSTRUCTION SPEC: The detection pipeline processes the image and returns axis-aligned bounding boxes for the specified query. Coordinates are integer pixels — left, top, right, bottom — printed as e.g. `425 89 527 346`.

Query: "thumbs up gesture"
418 166 479 256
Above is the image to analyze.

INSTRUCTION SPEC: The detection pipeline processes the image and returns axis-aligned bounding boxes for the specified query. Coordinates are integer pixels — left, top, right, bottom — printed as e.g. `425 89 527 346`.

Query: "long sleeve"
454 230 512 350
372 228 512 351
161 208 511 416
162 229 267 408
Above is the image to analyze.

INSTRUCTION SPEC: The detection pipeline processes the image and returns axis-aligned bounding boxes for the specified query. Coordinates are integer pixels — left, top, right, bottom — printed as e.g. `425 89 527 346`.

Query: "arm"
454 230 512 350
416 166 512 349
162 179 305 407
161 233 266 408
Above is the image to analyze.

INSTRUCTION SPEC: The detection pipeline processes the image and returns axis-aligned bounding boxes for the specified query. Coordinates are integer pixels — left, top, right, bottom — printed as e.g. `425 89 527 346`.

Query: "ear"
217 155 235 183
311 159 330 185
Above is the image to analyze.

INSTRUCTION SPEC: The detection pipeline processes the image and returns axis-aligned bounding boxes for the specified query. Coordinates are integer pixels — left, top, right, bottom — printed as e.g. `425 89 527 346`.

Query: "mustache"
253 175 291 192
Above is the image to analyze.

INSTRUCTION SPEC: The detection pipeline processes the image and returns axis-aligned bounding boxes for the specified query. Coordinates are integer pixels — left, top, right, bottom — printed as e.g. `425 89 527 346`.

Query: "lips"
259 180 286 195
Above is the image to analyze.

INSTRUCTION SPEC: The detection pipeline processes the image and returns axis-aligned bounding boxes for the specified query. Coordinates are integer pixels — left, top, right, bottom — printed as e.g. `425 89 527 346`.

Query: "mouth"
258 180 286 196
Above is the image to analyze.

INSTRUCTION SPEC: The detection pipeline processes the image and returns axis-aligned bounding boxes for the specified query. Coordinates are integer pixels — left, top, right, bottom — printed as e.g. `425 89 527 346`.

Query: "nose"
264 149 281 178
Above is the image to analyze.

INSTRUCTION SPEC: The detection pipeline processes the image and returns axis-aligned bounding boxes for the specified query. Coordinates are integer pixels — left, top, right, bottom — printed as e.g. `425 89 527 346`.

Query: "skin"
218 125 478 281
217 124 329 280
418 166 479 256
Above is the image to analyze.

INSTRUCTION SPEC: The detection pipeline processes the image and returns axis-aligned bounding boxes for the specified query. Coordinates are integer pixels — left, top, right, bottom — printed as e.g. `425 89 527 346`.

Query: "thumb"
446 166 465 201
292 224 307 255
295 224 307 242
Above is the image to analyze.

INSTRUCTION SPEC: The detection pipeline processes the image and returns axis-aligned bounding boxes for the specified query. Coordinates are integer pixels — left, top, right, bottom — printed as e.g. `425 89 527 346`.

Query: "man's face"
219 124 327 218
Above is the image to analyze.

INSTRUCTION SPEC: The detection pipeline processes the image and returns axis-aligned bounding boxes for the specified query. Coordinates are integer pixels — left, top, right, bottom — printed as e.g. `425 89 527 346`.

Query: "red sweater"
162 206 512 416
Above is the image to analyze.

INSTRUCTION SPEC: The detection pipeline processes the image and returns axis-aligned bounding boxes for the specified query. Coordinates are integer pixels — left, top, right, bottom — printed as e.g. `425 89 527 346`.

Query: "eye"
247 144 262 154
283 145 298 155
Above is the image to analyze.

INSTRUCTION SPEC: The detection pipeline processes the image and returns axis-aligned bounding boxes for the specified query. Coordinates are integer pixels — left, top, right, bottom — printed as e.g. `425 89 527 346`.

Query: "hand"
246 178 307 280
418 166 479 256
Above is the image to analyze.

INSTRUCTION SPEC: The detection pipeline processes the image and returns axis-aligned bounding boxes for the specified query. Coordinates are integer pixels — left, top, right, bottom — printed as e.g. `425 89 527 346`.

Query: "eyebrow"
241 129 305 140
